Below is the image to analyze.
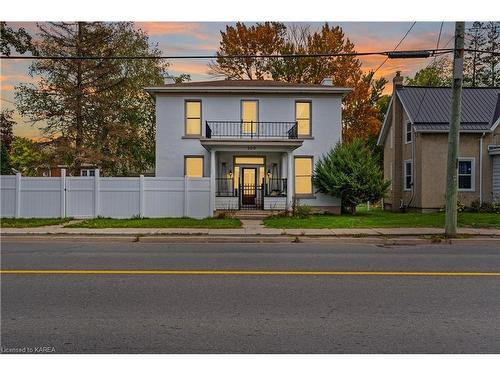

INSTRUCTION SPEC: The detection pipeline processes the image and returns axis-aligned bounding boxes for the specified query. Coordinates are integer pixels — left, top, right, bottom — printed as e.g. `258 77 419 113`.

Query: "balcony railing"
205 121 298 140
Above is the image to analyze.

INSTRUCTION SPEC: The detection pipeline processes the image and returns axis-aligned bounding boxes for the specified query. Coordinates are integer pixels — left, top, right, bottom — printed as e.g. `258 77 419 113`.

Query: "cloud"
169 61 210 76
136 22 212 41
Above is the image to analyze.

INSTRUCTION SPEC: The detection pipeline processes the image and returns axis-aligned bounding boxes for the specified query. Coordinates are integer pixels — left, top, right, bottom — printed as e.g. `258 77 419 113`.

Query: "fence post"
139 174 145 217
94 169 100 218
15 172 21 218
184 176 189 217
60 168 66 218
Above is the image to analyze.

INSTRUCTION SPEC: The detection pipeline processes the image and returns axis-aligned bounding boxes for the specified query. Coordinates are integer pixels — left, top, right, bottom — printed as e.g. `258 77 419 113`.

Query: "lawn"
0 218 72 228
263 208 500 229
66 217 242 229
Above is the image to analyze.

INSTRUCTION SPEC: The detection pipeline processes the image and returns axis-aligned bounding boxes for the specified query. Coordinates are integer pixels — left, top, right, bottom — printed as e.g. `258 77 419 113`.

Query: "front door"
241 168 257 206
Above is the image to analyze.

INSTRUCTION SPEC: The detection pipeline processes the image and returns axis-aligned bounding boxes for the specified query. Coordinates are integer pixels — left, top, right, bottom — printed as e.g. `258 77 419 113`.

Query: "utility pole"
445 22 465 237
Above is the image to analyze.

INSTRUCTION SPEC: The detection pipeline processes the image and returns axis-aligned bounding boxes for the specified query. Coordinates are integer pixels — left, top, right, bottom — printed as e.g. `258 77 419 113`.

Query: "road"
1 239 500 353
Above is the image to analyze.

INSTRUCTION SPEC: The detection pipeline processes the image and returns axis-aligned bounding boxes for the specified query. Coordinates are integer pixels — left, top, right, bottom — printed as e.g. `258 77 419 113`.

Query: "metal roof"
397 86 500 127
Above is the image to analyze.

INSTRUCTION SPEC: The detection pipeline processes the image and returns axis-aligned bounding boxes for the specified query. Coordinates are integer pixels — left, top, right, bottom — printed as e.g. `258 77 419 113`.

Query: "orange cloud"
136 22 211 41
169 61 210 76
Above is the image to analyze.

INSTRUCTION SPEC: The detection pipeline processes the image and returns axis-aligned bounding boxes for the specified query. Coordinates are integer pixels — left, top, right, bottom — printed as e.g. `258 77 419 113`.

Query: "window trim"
81 169 96 177
405 122 412 144
184 155 204 178
184 100 202 136
294 155 314 197
458 157 475 192
403 159 412 191
295 100 312 137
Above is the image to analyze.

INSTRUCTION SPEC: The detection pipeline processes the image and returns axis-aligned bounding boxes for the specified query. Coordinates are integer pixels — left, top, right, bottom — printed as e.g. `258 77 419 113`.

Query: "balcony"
205 121 298 140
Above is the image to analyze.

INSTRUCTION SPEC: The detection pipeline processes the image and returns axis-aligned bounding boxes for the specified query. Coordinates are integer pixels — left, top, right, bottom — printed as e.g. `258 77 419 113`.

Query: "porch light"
229 170 233 178
267 170 272 178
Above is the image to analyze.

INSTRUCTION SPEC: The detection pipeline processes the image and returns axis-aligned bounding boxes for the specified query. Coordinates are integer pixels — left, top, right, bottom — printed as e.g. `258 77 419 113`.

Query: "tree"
9 137 43 176
210 23 384 142
1 109 15 151
313 140 390 214
15 22 168 176
0 22 35 56
209 22 286 79
480 22 500 86
405 57 453 86
464 21 487 87
1 110 15 174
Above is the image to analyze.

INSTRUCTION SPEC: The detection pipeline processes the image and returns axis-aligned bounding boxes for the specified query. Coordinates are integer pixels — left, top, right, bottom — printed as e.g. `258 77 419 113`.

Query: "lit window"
404 160 412 190
241 100 258 134
294 157 313 195
185 156 203 177
185 101 201 135
295 102 311 136
405 122 412 143
234 157 264 165
458 160 473 191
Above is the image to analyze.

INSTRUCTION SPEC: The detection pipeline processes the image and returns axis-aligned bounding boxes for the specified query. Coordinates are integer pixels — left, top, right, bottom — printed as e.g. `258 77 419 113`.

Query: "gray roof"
397 86 500 131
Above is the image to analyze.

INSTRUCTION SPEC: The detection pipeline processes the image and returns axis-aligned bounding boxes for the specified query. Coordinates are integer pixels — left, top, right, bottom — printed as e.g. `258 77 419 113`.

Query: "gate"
239 182 264 210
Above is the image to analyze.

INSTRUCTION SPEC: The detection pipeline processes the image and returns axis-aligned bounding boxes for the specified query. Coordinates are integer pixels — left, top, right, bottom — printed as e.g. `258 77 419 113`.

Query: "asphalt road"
1 240 500 353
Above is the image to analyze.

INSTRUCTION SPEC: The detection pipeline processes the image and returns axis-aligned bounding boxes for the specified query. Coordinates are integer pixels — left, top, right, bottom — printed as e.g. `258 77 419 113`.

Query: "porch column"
287 151 294 210
209 149 216 216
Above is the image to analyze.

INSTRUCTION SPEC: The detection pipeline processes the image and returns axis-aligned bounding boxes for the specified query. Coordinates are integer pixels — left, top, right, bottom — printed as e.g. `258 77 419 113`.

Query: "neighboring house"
145 78 351 214
378 72 500 212
36 164 98 177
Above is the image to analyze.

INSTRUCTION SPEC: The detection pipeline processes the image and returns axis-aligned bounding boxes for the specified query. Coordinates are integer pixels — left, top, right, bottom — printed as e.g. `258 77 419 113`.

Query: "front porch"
208 151 296 212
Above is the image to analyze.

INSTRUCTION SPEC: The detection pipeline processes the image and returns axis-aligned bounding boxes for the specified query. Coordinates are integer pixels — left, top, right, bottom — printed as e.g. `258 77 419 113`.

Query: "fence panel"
0 176 17 217
0 175 211 219
66 177 95 218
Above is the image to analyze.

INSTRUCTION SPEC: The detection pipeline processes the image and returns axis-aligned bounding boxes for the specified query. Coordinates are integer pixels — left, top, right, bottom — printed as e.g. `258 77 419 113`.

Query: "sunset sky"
0 21 458 139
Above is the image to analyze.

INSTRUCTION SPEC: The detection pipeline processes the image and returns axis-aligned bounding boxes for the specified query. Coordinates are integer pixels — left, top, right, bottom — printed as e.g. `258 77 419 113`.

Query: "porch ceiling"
200 138 303 151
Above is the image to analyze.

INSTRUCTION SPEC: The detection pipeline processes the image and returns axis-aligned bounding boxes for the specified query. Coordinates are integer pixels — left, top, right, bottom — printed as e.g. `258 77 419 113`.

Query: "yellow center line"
1 270 500 277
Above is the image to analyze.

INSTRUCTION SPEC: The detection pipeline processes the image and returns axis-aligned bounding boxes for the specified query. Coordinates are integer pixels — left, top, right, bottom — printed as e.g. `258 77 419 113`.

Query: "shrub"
313 140 390 214
293 203 313 219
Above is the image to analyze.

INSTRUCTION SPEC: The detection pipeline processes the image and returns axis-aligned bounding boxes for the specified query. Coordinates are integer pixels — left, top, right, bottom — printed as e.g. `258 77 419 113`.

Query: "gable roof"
377 86 500 145
145 79 352 95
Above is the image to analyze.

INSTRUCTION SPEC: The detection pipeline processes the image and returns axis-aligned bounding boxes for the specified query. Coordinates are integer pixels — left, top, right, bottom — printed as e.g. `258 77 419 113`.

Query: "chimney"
164 75 175 85
321 77 333 86
393 71 404 88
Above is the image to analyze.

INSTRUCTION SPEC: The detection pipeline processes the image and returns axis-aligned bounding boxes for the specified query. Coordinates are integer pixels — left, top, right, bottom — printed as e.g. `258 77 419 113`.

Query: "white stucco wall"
155 92 343 208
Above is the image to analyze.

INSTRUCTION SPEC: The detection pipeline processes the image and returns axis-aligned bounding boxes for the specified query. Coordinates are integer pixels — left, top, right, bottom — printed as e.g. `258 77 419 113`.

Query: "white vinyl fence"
1 171 211 219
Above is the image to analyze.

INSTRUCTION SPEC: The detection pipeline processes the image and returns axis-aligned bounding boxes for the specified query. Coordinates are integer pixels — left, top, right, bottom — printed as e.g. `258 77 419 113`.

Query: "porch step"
231 210 274 220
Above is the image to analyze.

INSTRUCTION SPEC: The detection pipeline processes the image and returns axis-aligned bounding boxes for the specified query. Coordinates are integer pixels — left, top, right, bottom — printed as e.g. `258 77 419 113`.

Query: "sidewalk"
2 219 500 238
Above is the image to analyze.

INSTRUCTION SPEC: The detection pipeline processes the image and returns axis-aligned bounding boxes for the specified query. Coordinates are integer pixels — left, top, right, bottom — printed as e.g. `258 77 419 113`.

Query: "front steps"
227 210 276 220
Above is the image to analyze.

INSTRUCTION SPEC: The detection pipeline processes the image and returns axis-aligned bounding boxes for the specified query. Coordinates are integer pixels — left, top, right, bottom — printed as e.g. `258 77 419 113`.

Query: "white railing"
0 171 211 219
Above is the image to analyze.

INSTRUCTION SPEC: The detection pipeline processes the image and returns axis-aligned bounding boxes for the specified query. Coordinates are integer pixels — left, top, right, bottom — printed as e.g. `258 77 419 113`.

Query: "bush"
313 140 390 214
293 202 313 219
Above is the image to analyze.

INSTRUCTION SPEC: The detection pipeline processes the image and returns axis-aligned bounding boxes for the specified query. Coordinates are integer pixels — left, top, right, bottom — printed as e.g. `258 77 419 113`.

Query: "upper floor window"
185 100 201 136
295 101 311 136
405 122 412 143
81 169 95 177
404 160 412 191
241 100 258 134
458 159 474 191
185 156 204 177
294 156 313 195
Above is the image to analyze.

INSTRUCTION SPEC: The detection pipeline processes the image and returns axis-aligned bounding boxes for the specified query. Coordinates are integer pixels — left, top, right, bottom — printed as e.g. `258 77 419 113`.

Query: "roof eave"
144 86 352 96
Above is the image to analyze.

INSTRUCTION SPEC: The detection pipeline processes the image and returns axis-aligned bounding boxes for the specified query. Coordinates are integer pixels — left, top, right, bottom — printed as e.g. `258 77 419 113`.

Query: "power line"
373 22 417 75
1 48 456 61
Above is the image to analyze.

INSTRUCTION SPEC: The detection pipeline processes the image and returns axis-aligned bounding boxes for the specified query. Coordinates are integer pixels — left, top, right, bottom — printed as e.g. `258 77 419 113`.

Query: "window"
241 100 258 134
405 122 412 143
295 101 311 136
458 159 474 191
185 100 201 135
294 157 313 195
404 160 412 191
185 156 204 177
81 169 95 177
234 157 264 165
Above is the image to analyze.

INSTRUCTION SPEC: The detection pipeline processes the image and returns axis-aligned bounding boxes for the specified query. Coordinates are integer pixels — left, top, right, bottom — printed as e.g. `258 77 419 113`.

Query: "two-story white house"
145 79 350 215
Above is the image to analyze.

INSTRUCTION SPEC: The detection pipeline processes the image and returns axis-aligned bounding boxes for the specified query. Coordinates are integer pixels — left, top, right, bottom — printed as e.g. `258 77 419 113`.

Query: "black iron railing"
216 177 236 197
205 121 298 140
264 178 287 197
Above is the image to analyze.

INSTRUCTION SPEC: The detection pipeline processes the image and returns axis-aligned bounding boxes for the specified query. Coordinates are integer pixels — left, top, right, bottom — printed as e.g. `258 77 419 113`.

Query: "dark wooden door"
241 168 257 205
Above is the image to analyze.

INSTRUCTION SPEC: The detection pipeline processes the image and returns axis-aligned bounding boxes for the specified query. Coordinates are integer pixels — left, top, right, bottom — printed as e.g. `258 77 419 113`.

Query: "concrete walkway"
1 219 500 238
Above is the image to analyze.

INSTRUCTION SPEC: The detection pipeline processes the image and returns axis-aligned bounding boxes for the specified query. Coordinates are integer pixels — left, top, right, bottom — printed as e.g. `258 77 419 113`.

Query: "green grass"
263 208 500 229
0 218 72 228
66 217 242 229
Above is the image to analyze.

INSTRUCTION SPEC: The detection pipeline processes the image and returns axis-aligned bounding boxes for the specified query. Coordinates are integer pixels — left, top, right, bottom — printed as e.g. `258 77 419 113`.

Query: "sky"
0 21 457 139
